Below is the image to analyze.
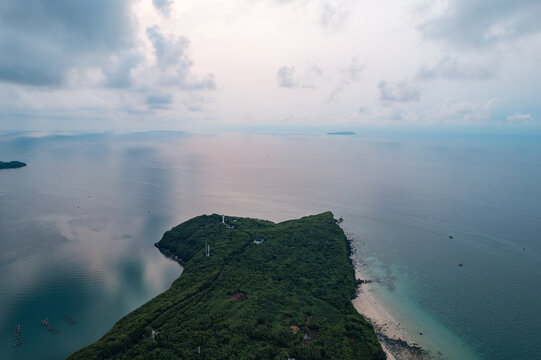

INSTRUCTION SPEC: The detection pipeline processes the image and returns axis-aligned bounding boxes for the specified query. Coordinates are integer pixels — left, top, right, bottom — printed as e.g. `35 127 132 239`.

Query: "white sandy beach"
353 269 431 360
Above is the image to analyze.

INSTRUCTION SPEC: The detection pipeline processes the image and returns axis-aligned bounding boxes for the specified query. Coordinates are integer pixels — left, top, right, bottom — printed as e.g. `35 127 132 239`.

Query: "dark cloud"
145 93 173 109
0 1 217 98
0 0 136 86
103 52 141 88
147 26 192 71
378 80 420 103
419 0 541 48
153 0 174 17
187 104 203 112
416 56 496 81
146 26 216 90
276 66 298 88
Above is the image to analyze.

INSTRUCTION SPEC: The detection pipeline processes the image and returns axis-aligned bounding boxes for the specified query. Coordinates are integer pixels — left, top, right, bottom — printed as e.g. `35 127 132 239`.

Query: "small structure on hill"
150 328 160 340
222 215 234 229
253 238 265 245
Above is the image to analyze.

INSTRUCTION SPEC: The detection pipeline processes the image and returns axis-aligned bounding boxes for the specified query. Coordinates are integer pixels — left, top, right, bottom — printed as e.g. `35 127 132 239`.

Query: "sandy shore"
352 270 431 360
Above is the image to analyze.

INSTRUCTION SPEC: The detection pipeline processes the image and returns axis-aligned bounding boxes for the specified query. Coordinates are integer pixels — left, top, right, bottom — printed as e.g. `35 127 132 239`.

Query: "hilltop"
68 212 385 360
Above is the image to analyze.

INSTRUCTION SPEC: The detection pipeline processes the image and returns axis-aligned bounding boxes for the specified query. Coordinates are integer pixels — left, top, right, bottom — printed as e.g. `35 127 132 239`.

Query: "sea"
0 131 539 360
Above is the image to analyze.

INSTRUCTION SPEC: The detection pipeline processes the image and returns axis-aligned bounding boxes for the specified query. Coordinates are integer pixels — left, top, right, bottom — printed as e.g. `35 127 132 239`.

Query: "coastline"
352 269 431 360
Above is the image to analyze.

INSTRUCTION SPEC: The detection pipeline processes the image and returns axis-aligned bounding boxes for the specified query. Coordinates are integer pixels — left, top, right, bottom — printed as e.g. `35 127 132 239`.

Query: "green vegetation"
68 212 385 360
0 160 26 169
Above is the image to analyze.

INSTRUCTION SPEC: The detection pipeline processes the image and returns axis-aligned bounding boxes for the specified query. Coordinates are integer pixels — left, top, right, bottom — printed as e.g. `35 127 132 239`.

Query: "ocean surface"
0 131 540 359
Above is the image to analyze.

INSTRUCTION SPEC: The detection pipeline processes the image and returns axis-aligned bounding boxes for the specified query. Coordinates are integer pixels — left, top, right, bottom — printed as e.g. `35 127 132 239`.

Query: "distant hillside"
68 212 384 360
327 132 356 135
0 161 26 169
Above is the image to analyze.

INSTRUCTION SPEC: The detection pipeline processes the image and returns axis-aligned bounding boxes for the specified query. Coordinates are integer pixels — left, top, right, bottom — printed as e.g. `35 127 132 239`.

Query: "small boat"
14 324 22 347
63 313 77 325
458 263 463 267
41 318 60 334
448 235 454 239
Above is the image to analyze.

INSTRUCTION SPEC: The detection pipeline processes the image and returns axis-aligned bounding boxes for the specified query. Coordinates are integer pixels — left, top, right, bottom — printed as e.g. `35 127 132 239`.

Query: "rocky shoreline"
154 242 183 264
376 328 431 360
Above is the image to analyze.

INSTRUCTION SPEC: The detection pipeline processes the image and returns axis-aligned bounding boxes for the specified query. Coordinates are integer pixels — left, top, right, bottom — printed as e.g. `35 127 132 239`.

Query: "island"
327 131 356 135
68 212 385 360
0 161 26 169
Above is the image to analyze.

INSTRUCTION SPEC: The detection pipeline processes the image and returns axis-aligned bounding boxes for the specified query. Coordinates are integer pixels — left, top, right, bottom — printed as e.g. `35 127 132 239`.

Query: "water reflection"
0 133 183 359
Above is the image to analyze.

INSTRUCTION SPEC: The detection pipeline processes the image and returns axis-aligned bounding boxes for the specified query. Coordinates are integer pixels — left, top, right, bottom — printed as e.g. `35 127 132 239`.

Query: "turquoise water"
0 132 540 359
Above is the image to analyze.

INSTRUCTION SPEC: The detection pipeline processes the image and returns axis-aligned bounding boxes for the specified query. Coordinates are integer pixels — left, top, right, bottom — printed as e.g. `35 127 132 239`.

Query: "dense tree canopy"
68 212 385 360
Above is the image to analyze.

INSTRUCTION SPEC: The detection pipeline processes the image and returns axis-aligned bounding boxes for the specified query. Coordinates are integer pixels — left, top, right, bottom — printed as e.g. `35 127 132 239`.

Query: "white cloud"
506 112 535 124
276 64 323 89
328 57 363 101
272 0 357 29
0 0 539 131
145 26 216 90
425 98 500 124
378 80 421 103
320 0 354 29
416 55 497 81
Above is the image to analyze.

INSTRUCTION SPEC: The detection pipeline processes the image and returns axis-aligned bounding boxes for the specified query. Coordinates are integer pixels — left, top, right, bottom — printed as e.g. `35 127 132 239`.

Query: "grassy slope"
68 212 385 360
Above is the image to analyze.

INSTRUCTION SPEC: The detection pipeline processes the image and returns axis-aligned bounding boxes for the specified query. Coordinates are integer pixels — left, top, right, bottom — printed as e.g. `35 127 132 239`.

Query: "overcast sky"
0 0 540 132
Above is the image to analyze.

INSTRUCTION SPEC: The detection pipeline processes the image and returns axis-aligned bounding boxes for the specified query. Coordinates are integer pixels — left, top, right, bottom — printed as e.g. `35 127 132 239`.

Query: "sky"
0 0 540 133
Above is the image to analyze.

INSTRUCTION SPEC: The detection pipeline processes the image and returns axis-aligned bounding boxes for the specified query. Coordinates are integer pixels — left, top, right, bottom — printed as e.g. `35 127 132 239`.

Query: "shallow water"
0 131 539 359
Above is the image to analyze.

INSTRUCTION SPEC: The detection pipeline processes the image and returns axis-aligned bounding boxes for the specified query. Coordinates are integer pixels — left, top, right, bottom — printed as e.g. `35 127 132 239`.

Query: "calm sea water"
0 131 540 359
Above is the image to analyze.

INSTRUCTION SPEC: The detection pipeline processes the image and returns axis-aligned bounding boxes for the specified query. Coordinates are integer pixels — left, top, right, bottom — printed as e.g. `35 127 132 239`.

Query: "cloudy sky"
0 0 540 132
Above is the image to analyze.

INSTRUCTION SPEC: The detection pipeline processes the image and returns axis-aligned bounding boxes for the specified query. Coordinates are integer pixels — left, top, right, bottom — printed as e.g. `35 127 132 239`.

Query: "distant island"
0 161 26 170
327 131 356 135
68 212 385 360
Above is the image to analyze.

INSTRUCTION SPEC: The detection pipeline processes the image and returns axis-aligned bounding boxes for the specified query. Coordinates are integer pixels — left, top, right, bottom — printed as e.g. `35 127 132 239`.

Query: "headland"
68 212 385 359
